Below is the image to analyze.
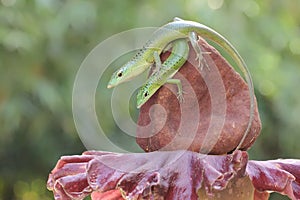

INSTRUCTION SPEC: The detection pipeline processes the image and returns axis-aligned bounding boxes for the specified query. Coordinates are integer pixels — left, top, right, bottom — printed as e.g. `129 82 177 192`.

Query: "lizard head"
136 82 160 108
107 59 149 89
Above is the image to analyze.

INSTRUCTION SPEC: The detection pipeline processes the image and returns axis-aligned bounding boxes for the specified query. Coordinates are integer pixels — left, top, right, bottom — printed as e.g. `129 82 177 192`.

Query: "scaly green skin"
136 39 189 108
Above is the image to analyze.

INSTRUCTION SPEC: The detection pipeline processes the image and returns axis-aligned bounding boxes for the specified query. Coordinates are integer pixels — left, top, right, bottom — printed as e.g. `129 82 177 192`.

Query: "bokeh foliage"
0 0 299 199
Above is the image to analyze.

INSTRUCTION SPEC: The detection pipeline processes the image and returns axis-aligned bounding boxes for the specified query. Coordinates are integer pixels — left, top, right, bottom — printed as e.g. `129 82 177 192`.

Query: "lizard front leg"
166 79 184 103
152 51 162 73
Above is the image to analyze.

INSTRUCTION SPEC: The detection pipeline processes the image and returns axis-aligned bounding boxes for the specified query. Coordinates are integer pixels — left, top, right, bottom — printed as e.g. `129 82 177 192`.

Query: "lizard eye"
144 92 149 97
117 71 123 77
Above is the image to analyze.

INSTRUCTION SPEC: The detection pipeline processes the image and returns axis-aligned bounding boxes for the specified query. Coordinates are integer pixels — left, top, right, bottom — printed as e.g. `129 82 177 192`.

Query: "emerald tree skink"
136 38 189 108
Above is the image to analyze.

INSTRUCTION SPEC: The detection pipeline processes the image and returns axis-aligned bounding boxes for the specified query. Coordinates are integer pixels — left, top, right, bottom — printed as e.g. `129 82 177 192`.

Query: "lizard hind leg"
173 17 210 70
188 32 211 71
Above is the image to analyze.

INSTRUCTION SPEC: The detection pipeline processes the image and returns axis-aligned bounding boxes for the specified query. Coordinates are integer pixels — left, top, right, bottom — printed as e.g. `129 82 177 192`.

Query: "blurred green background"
0 0 299 199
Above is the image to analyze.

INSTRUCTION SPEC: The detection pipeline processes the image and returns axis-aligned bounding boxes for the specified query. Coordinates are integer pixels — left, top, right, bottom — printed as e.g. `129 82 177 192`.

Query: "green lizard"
136 38 189 108
107 18 250 92
107 18 197 88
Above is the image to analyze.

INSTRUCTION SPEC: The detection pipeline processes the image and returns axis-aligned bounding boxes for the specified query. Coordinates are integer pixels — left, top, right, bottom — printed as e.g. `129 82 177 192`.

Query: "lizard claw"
177 90 186 103
177 94 184 103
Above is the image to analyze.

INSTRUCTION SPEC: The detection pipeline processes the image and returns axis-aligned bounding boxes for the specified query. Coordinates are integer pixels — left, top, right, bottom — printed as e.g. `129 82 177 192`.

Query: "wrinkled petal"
47 150 300 200
47 150 248 200
47 155 94 200
56 173 92 199
247 159 300 200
